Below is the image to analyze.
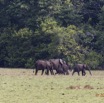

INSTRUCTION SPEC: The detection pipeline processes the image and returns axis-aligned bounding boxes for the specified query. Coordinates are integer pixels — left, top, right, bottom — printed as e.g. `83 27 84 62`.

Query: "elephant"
61 63 72 75
49 59 67 75
72 64 92 76
33 60 53 75
45 60 54 75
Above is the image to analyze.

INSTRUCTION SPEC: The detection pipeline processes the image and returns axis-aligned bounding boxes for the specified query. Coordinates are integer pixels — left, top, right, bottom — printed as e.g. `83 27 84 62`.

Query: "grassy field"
0 68 104 103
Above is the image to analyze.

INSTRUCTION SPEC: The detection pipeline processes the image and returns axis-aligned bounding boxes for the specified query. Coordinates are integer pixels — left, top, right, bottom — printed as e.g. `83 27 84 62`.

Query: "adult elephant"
33 60 53 75
72 64 92 76
49 59 67 75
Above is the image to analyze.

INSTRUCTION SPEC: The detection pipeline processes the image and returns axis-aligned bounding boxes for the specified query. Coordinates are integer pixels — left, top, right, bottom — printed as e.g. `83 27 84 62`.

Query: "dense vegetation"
0 0 104 69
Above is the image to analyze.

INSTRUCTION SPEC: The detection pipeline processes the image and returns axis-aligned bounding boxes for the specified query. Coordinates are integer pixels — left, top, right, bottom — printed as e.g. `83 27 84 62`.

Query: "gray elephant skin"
72 64 92 76
49 59 71 75
61 63 72 75
33 59 72 75
33 60 53 75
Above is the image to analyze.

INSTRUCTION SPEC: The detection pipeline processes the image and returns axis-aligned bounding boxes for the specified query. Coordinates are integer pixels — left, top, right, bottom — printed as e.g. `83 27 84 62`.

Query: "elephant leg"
65 70 69 75
77 71 80 76
55 71 60 75
62 70 65 75
41 69 44 75
50 69 54 75
50 66 54 75
52 70 54 75
35 69 38 75
55 72 57 75
62 69 66 75
59 68 65 75
66 71 69 75
56 70 63 75
82 70 84 76
45 69 48 75
83 71 86 76
84 72 86 76
55 69 59 75
62 73 65 75
72 70 75 75
46 69 49 75
82 70 86 76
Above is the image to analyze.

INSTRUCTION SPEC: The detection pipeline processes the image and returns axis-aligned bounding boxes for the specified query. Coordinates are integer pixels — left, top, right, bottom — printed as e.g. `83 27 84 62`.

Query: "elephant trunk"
89 69 92 75
88 66 92 75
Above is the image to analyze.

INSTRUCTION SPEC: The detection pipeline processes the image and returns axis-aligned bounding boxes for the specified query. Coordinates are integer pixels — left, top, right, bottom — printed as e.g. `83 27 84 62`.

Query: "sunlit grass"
0 68 104 103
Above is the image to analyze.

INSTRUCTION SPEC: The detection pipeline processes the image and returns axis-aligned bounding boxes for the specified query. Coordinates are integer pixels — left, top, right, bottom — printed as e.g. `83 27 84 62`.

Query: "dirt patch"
66 85 94 90
66 85 82 90
97 87 104 89
84 85 94 89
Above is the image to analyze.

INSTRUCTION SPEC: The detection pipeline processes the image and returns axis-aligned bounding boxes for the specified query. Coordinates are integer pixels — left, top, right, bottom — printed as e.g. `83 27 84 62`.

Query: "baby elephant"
72 64 92 76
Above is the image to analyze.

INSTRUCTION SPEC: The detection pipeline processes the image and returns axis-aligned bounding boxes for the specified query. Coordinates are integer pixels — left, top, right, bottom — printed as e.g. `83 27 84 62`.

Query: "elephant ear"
83 64 86 68
59 59 63 65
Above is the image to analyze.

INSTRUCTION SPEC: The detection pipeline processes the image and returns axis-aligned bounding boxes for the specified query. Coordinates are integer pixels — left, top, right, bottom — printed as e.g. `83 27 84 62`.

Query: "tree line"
0 0 104 69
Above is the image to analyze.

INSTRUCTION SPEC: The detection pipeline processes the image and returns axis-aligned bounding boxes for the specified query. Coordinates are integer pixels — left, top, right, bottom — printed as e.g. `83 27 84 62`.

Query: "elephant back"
35 60 47 69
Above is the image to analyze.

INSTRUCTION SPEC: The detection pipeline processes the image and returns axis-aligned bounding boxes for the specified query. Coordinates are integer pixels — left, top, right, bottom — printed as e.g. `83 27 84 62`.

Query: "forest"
0 0 104 69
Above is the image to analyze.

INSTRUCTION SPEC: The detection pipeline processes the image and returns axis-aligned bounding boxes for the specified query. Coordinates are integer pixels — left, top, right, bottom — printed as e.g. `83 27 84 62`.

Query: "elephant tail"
33 68 35 73
33 62 37 73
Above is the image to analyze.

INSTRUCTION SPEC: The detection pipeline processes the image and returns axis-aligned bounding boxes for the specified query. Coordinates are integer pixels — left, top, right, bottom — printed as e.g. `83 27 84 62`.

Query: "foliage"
0 0 104 69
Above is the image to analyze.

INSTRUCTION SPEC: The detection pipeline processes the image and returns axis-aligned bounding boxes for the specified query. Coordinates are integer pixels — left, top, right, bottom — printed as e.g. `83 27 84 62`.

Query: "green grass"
0 68 104 103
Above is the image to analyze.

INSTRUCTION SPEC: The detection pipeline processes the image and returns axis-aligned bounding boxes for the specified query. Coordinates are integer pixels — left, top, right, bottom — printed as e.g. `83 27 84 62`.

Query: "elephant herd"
33 59 92 76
